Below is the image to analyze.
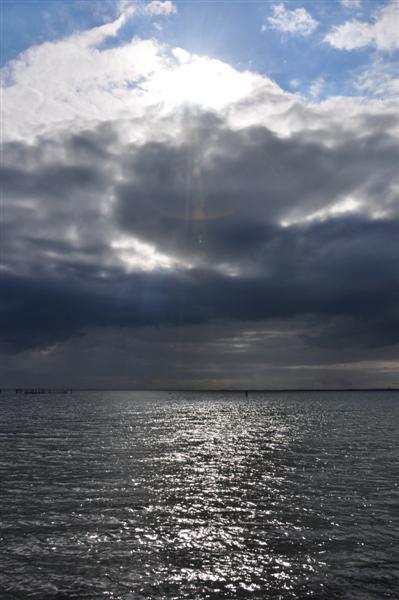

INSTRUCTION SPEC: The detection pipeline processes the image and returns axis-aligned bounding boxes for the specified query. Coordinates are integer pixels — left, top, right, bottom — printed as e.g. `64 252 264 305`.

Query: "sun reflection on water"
1 391 398 599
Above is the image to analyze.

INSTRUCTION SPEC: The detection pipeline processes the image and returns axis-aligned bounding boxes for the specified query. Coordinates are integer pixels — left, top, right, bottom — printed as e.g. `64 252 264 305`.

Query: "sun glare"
145 51 256 110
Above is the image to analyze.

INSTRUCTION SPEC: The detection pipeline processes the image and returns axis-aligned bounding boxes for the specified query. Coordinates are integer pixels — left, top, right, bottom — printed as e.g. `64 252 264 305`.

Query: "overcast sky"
1 0 398 389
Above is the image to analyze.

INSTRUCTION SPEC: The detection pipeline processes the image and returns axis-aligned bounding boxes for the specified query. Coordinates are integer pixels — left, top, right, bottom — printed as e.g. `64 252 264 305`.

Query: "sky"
0 0 398 389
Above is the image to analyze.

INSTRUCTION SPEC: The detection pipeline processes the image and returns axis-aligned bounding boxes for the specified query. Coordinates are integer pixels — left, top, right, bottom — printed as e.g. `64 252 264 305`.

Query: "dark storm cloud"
115 119 398 260
2 112 397 271
1 128 117 277
2 319 397 390
1 112 398 371
1 216 398 352
1 164 105 200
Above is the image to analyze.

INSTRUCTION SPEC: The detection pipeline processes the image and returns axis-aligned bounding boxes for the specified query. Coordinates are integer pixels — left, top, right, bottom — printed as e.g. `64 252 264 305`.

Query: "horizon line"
2 387 398 393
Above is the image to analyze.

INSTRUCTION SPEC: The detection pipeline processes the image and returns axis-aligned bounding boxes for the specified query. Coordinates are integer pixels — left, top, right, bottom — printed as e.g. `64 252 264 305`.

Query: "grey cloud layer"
116 118 398 260
1 111 398 373
1 218 398 352
3 111 398 268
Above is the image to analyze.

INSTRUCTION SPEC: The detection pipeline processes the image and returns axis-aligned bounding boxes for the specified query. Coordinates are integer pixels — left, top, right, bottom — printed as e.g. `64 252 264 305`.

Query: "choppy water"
0 391 398 599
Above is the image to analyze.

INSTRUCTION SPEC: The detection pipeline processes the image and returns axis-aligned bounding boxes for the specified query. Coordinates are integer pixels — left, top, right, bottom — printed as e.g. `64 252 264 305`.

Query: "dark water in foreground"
0 391 398 600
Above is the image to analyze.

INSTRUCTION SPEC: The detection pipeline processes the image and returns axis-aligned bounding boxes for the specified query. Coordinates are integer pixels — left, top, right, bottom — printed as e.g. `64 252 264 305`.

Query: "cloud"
308 77 325 99
114 113 398 257
325 1 399 51
265 3 318 37
144 1 177 16
354 57 399 96
2 8 396 146
1 111 398 361
0 11 283 143
118 0 177 18
1 12 165 142
3 319 396 390
340 0 362 9
1 215 398 354
1 7 398 387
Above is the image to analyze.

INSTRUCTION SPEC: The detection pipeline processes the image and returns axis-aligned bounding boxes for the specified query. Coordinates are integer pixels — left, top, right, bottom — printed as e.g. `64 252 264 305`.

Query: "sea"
0 390 398 599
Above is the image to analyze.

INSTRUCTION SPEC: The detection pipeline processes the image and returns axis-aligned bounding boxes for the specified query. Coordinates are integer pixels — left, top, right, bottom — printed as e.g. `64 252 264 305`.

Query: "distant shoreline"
1 388 398 393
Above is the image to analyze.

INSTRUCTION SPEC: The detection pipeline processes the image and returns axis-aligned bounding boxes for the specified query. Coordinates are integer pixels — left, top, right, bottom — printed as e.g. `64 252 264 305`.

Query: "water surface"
0 390 398 599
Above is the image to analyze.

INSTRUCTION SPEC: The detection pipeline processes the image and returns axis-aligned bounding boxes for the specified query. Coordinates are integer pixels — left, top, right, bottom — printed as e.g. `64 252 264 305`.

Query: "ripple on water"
0 390 398 599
